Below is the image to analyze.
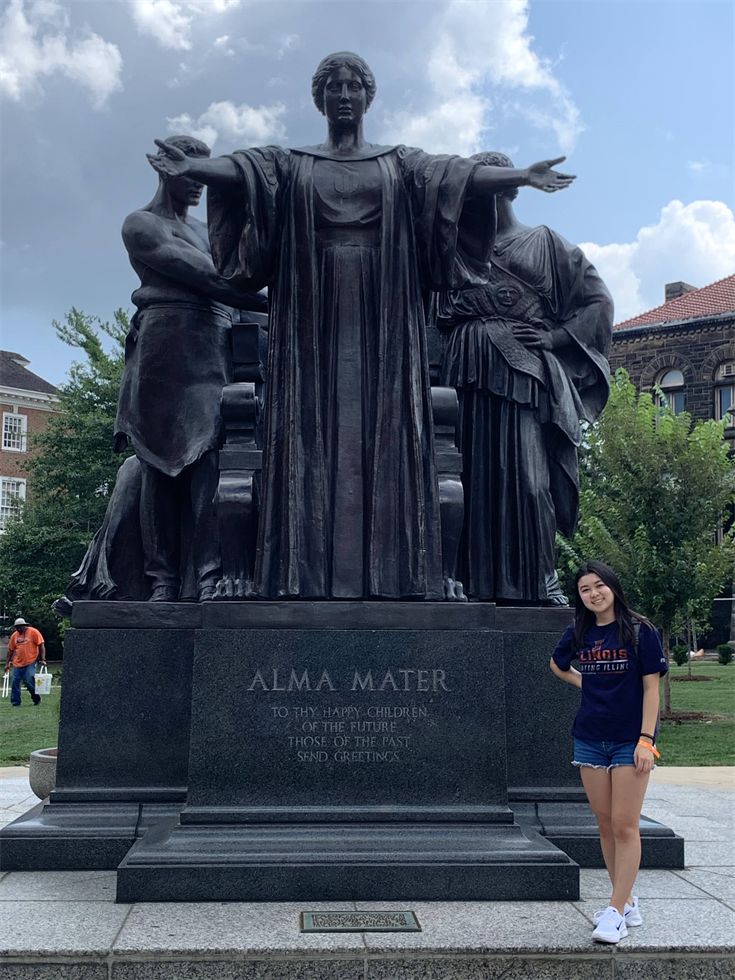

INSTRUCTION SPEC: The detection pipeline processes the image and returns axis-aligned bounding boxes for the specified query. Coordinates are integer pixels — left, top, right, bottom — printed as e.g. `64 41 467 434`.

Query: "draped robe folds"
437 225 613 602
207 145 496 599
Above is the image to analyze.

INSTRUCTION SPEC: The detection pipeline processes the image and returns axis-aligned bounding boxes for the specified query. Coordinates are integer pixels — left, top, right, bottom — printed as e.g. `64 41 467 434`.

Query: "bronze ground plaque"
300 910 421 932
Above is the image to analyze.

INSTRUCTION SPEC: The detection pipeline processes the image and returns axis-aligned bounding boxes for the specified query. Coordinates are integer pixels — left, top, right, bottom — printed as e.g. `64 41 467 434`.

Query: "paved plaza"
1 767 733 979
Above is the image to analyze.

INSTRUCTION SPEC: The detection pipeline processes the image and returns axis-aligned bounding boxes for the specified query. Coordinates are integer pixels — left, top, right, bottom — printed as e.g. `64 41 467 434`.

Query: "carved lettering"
288 670 311 691
433 669 450 691
379 670 399 691
316 669 336 691
352 670 374 691
248 670 269 691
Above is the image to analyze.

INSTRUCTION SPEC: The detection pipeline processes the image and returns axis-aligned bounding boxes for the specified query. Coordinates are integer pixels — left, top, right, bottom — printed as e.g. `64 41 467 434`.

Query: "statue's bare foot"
543 570 569 607
543 593 569 607
52 596 73 617
444 577 469 601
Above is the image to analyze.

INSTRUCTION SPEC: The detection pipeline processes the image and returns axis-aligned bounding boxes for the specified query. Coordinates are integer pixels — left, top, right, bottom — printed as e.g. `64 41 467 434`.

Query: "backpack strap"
633 620 641 653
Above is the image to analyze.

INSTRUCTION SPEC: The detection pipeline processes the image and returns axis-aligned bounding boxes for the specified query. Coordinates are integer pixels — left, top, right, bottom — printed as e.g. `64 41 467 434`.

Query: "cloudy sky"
2 0 733 385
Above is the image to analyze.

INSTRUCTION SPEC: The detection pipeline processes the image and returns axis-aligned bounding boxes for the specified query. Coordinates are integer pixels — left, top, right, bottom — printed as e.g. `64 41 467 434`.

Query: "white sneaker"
624 895 642 926
592 906 628 944
593 896 642 927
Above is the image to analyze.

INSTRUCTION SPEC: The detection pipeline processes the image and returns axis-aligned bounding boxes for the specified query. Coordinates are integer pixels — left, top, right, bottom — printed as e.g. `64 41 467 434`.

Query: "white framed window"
715 362 734 423
656 369 685 416
0 477 26 531
2 413 27 452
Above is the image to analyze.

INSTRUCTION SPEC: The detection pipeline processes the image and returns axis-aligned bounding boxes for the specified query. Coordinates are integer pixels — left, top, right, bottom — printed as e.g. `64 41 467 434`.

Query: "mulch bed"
671 676 716 682
660 711 728 723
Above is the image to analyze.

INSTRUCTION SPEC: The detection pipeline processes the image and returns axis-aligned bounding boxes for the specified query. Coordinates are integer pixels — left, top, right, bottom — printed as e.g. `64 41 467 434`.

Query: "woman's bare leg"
609 766 650 914
580 766 616 888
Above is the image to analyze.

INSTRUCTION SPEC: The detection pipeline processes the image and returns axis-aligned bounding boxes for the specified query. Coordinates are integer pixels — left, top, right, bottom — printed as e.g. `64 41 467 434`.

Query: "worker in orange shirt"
5 618 46 707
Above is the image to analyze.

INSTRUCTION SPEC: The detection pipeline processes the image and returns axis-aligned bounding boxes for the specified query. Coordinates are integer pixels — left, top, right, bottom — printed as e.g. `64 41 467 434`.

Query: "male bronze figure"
114 135 266 601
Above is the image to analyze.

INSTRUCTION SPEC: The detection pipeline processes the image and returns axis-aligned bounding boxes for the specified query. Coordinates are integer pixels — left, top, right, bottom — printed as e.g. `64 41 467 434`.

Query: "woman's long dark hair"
573 560 651 649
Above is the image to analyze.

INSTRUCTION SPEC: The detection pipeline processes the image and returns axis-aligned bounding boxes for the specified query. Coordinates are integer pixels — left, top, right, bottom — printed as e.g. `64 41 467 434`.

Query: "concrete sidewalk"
1 769 733 979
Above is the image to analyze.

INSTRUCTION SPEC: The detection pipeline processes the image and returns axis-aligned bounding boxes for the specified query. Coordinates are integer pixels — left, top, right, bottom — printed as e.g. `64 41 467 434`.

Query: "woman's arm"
549 657 582 689
471 156 576 197
147 140 240 188
635 673 661 773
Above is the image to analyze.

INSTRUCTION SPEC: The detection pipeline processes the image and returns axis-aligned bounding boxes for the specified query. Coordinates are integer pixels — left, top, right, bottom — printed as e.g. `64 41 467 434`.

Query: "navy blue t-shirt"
552 621 668 742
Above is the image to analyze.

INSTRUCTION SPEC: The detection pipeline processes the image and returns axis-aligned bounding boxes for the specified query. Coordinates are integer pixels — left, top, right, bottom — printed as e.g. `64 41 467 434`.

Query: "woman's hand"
525 157 576 194
634 742 655 774
147 139 191 180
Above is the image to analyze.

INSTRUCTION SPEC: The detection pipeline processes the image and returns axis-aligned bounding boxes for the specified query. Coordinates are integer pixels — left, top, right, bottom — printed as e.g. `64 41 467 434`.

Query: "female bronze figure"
149 52 575 600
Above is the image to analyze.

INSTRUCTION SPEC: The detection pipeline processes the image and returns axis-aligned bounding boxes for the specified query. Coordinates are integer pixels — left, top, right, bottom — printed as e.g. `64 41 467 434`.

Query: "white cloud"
129 0 241 51
277 33 299 58
129 0 193 50
579 200 735 323
167 100 287 149
380 0 582 156
0 0 122 107
687 159 729 179
213 34 234 56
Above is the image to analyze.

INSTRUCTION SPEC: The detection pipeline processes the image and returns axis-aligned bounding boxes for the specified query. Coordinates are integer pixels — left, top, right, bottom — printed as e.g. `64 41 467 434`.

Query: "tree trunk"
663 623 672 717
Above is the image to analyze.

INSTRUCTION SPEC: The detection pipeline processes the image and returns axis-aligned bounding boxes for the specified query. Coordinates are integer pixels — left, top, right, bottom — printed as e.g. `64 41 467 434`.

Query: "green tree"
0 309 130 655
558 369 735 716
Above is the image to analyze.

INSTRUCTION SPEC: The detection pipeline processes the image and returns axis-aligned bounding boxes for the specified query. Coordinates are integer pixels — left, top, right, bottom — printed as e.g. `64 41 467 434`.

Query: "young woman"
550 560 668 944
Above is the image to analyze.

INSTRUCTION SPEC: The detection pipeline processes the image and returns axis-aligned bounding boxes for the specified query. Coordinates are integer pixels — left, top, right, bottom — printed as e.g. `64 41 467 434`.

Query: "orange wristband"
638 740 660 758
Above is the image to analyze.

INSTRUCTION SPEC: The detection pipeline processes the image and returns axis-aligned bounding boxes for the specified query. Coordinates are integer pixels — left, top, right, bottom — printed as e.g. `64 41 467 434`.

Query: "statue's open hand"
526 157 576 193
146 139 191 180
513 326 554 351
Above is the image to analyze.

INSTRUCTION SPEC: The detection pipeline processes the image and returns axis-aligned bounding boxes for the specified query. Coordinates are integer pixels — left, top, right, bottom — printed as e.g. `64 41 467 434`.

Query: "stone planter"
29 747 58 800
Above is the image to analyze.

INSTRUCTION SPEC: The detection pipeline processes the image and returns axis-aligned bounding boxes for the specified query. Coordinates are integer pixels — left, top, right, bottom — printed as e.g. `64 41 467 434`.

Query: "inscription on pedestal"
186 629 508 816
247 666 449 766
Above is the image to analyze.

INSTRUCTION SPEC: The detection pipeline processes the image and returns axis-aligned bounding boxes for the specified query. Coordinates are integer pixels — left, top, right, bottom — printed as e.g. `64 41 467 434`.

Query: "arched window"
715 361 734 423
657 369 685 415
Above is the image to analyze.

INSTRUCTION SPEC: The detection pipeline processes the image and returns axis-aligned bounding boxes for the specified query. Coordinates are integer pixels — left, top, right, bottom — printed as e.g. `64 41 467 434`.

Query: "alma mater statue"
148 52 576 601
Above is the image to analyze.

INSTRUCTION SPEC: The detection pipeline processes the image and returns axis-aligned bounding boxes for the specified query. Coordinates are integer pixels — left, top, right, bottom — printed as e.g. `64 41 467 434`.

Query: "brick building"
609 275 735 446
610 276 735 647
0 351 60 531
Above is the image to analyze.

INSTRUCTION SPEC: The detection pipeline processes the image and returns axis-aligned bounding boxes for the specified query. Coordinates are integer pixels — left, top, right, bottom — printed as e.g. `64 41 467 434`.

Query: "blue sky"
2 0 733 385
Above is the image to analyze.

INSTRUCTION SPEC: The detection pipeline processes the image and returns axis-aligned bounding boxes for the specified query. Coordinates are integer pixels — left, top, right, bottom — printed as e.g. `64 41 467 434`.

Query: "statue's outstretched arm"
471 156 576 197
147 139 240 188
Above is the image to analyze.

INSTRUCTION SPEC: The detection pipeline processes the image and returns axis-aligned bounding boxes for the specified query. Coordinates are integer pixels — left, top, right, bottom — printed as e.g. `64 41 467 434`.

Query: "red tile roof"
0 351 57 395
615 274 735 329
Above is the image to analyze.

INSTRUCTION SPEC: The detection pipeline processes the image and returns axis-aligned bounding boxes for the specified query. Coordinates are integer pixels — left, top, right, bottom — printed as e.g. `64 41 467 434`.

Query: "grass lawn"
657 663 735 767
0 681 61 766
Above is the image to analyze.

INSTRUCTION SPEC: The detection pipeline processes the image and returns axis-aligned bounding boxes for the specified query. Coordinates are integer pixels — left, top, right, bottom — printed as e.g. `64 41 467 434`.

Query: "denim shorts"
573 738 637 770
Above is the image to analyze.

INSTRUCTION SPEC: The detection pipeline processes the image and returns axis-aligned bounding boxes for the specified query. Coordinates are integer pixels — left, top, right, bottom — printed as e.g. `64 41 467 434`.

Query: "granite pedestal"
118 614 578 902
0 625 193 870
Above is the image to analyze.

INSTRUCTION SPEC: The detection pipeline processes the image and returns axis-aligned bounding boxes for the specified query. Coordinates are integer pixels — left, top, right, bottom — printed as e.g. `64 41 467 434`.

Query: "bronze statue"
436 151 613 605
114 135 266 601
148 53 576 601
